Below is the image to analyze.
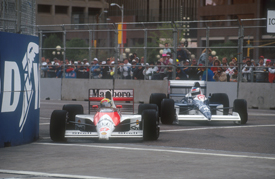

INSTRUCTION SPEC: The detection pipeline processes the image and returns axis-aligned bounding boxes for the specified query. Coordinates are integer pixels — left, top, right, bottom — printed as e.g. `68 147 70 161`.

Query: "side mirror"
92 105 98 108
116 105 122 109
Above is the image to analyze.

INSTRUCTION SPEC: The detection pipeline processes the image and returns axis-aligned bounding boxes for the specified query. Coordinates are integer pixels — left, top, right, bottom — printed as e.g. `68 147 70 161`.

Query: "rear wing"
89 89 134 114
168 80 206 99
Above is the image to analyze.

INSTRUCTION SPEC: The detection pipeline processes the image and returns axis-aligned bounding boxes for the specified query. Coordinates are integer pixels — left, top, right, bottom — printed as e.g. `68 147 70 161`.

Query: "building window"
231 0 254 4
204 0 227 6
37 4 51 14
55 6 68 14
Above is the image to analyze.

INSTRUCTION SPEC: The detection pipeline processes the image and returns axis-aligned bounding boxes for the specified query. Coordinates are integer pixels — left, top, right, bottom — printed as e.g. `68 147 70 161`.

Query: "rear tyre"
233 99 248 124
161 99 175 124
50 110 67 142
62 104 84 129
209 93 229 115
142 109 159 141
149 93 166 117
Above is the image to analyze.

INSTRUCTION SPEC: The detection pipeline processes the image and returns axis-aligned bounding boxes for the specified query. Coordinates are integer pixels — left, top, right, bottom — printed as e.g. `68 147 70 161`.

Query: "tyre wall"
41 79 275 110
0 32 40 147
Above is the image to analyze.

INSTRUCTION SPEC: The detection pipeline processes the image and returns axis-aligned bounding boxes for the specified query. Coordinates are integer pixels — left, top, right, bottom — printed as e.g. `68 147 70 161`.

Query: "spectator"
163 43 171 54
268 62 275 83
55 63 63 78
251 59 257 67
90 58 101 79
225 62 235 78
120 58 131 79
182 60 190 79
230 68 247 82
243 57 250 68
208 55 214 66
158 55 167 80
214 67 227 82
222 64 229 74
65 64 76 78
175 67 187 80
41 61 48 78
131 60 137 79
266 59 271 66
211 59 221 74
198 48 211 66
177 43 188 64
101 61 110 79
176 59 181 66
133 64 144 80
201 65 215 81
231 57 238 66
221 57 229 66
83 62 90 72
140 56 145 66
242 59 253 82
166 61 173 80
188 59 202 80
255 57 267 82
167 53 174 64
143 62 158 80
101 60 112 79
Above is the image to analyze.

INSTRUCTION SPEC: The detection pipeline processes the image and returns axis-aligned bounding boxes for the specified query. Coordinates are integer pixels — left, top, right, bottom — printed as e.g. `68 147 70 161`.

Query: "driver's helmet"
191 87 201 97
100 98 112 108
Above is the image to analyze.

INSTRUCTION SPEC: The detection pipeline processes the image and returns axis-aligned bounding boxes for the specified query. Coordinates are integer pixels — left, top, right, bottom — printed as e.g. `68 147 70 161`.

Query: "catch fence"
36 18 274 82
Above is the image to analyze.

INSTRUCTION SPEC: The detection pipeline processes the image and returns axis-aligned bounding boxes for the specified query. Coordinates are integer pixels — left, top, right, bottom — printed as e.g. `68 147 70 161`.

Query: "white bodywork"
169 80 241 123
65 114 143 140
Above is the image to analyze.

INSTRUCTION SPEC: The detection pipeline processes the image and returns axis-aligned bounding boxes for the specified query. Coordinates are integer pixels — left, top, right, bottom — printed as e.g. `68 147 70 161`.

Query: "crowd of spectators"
40 45 275 83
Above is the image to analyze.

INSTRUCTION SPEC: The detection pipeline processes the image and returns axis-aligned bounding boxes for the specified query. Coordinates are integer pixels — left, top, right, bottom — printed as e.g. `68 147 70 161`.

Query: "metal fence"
37 18 275 83
0 0 36 35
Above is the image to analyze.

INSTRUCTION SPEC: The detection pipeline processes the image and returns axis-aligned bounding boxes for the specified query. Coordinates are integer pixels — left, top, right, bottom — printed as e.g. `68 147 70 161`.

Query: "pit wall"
41 78 275 109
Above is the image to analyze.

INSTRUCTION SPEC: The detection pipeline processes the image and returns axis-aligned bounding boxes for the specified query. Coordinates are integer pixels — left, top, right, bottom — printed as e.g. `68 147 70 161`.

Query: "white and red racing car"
50 89 159 141
149 81 248 125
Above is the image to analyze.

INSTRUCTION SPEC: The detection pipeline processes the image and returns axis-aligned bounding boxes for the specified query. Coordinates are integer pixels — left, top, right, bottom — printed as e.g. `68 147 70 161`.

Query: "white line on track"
35 143 275 160
161 124 275 132
39 123 50 125
0 169 119 179
249 113 275 117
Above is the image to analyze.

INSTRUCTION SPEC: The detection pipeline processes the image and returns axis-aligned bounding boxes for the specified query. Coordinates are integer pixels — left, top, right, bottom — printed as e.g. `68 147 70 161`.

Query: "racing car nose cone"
97 114 115 140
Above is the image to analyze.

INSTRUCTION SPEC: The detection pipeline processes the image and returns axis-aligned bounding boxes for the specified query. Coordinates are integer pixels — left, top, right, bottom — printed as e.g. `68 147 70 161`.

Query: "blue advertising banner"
0 32 40 147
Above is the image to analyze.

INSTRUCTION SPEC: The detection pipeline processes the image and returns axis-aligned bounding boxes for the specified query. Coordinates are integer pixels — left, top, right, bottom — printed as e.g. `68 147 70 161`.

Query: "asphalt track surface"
1 100 275 179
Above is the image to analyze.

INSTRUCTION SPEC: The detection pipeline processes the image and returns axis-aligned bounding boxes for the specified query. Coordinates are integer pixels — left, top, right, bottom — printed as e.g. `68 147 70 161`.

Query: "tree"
42 34 62 60
65 38 89 61
211 41 238 61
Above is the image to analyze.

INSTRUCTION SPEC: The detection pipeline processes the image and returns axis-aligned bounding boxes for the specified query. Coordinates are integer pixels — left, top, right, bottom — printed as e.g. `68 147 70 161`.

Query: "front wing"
65 130 143 139
177 112 241 122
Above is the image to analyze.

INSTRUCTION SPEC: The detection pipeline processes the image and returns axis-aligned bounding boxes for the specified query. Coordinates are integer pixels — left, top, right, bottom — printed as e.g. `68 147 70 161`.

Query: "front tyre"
233 99 248 124
209 93 229 115
142 109 159 141
50 110 67 142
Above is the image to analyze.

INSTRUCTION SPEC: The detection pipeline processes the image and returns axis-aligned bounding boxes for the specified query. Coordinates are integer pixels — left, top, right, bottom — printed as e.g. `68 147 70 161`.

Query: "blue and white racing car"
149 81 248 125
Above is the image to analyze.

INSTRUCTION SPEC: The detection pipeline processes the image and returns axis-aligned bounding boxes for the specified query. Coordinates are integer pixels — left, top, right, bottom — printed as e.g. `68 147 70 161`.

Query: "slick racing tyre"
142 109 159 141
209 93 229 115
62 104 84 129
149 93 166 117
160 98 175 124
50 110 67 142
233 99 248 124
138 104 158 114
